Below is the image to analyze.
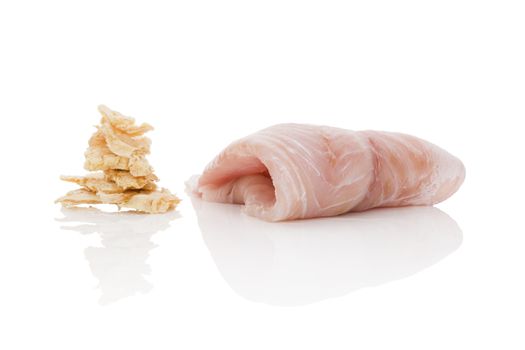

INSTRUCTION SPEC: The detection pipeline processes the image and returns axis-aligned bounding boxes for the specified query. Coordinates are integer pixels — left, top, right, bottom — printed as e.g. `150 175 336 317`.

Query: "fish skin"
189 124 465 221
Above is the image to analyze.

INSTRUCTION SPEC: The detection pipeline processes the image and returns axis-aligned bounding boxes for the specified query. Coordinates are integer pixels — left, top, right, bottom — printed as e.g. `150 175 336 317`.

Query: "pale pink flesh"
188 124 465 221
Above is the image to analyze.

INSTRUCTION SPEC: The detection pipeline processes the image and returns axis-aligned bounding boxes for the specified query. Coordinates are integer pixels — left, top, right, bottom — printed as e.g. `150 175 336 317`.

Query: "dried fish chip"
105 170 158 191
128 153 153 177
98 105 153 136
55 188 101 207
122 188 180 213
99 122 151 158
60 173 122 193
57 105 179 214
84 144 130 172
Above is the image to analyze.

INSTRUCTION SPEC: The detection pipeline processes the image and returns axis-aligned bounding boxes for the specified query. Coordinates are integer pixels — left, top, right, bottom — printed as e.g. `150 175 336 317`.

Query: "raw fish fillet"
188 124 465 221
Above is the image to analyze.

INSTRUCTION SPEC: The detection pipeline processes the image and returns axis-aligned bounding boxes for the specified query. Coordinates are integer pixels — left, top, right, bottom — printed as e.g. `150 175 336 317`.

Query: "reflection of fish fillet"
189 124 465 221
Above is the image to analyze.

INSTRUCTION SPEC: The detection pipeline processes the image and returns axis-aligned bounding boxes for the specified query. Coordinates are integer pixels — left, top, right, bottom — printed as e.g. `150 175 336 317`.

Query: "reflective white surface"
56 208 179 305
193 199 462 306
54 203 463 308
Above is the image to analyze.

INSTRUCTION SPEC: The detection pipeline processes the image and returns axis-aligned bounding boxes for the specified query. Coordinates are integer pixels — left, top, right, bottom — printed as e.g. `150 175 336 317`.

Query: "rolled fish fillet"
188 124 465 221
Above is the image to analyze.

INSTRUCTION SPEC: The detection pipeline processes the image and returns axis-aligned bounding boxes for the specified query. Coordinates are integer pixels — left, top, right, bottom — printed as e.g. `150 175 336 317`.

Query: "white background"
1 1 524 349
